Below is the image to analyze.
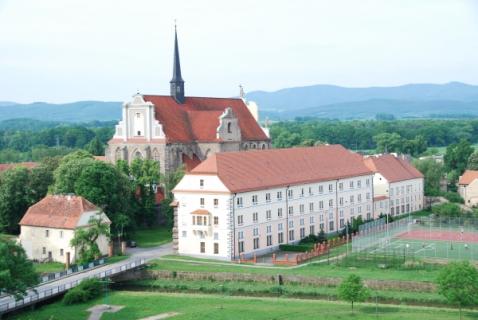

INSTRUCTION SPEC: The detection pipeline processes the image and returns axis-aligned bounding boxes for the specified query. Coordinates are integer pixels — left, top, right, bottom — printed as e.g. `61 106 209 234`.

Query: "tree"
70 215 110 264
317 228 326 243
437 261 478 319
338 274 369 312
0 237 38 298
467 151 478 170
53 150 95 193
0 167 31 233
432 203 462 217
445 140 474 175
373 133 403 153
86 136 104 156
28 157 60 203
413 159 444 196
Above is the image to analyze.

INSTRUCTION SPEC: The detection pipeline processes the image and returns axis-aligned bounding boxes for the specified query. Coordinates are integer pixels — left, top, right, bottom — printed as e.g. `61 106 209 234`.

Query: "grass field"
133 227 171 248
11 291 477 320
33 262 65 274
152 252 442 283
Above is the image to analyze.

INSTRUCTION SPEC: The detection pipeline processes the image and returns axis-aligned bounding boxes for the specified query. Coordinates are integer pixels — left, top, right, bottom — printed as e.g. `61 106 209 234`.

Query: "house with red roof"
364 154 424 217
105 28 270 175
18 195 111 264
458 170 478 207
172 145 375 260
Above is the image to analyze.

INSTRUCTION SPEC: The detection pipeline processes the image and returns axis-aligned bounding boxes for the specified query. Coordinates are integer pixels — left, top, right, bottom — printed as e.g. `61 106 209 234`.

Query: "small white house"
459 170 478 207
19 194 111 264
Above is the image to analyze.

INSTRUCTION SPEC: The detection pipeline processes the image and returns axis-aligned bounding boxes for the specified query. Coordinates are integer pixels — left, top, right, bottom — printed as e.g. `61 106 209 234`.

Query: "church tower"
170 26 185 104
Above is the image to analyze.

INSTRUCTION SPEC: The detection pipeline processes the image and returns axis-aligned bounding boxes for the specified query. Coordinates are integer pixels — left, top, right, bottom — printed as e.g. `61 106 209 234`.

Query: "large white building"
19 195 111 264
364 154 424 217
172 145 375 260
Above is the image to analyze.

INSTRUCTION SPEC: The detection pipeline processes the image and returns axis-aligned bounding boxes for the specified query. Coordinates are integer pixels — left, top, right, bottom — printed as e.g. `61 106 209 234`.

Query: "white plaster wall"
461 180 478 207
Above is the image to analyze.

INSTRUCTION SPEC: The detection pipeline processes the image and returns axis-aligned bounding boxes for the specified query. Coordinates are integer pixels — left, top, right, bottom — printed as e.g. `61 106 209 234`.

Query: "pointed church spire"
170 23 185 104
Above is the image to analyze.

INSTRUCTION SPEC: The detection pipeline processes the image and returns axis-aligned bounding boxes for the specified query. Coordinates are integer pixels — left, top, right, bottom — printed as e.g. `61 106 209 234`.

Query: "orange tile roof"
142 95 269 143
190 145 374 193
191 209 210 215
363 154 423 183
459 170 478 185
19 195 99 229
374 195 389 201
182 153 202 172
0 162 38 173
93 156 107 162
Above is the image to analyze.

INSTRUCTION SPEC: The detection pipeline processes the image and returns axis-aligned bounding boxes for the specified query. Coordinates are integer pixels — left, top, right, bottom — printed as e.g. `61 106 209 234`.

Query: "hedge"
279 244 313 252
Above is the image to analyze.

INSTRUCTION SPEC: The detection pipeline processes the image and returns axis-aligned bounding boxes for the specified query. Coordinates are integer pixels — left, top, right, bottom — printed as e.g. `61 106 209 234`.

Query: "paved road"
0 242 173 313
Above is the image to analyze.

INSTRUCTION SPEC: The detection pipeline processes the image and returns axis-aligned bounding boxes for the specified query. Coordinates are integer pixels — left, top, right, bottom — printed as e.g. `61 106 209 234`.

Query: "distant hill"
247 82 478 120
1 82 478 122
0 101 122 122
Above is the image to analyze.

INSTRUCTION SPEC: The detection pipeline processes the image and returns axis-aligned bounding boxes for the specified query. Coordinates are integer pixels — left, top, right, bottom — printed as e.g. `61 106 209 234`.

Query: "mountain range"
1 82 478 122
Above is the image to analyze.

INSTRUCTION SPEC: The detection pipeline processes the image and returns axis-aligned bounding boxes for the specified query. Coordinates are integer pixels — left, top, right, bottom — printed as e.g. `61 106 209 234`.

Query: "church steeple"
170 25 185 104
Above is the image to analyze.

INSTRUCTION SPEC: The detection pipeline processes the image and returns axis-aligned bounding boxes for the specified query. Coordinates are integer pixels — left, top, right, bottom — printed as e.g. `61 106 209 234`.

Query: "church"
106 28 271 175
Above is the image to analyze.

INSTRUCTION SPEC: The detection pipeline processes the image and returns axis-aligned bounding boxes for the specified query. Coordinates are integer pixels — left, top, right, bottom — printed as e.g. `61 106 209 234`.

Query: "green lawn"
133 227 171 248
11 291 477 320
151 252 442 283
33 262 65 274
106 255 130 264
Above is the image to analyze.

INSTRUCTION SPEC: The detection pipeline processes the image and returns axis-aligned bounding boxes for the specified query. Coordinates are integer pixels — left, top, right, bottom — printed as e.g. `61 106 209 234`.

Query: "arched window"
244 144 248 150
134 150 143 159
227 122 232 133
152 149 160 162
251 143 256 149
261 143 266 150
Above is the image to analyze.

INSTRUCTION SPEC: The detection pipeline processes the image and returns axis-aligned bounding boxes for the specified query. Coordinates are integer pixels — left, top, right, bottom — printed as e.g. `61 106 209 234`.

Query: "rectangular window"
278 223 283 231
214 232 219 240
214 199 219 207
358 206 362 214
339 209 344 217
278 208 283 218
288 220 294 228
253 212 258 223
309 225 315 235
192 216 196 225
182 231 187 237
320 223 325 231
357 180 361 188
329 184 333 192
339 183 343 191
266 210 272 220
301 188 305 197
366 193 370 200
319 185 324 193
329 199 333 208
200 198 205 207
310 216 315 223
238 215 244 225
288 189 293 198
309 187 313 195
200 179 204 188
266 225 272 233
329 221 334 231
319 201 324 209
252 195 258 205
329 211 334 220
238 241 244 253
200 242 205 253
214 243 219 254
214 216 219 225
289 230 295 241
267 235 272 246
288 206 294 215
266 193 271 202
253 238 260 249
339 197 344 206
350 195 354 203
60 249 64 256
366 178 370 186
299 204 304 213
358 194 362 202
300 218 305 226
391 207 395 215
278 232 284 244
320 214 324 222
45 230 49 238
59 230 63 238
238 231 244 240
253 228 259 236
300 227 305 239
309 202 314 212
277 191 282 200
237 197 243 208
340 218 344 228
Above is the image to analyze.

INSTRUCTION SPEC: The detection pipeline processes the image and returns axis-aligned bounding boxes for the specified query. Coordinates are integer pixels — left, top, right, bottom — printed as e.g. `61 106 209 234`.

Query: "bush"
299 234 318 244
63 278 103 305
279 244 312 252
432 203 462 216
441 192 464 204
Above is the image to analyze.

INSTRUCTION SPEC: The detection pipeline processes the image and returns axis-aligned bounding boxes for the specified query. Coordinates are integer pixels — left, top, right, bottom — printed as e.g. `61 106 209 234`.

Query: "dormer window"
227 122 232 133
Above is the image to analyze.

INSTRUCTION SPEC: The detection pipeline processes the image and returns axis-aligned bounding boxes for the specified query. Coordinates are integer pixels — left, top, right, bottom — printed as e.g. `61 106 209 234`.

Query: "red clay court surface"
399 229 478 243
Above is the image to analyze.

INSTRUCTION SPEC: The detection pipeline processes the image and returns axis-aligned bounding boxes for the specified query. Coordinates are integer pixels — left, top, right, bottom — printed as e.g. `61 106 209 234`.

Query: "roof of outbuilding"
363 154 423 183
19 195 99 229
142 95 269 143
0 162 38 173
459 170 478 185
190 145 374 193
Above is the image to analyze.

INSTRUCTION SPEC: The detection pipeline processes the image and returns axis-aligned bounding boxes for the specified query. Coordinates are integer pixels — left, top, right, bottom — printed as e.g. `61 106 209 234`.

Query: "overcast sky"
1 0 477 103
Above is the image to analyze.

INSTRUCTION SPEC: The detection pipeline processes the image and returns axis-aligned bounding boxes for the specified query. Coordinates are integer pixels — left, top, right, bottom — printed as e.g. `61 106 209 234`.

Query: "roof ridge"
143 94 242 101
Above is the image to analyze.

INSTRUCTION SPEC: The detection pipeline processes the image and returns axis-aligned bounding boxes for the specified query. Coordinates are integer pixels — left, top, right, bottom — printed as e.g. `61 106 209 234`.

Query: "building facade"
106 28 270 175
458 170 478 207
18 195 110 264
173 145 374 260
364 154 424 217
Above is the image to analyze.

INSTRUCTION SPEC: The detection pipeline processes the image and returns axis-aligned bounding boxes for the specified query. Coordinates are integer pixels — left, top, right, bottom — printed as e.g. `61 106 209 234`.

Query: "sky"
0 0 478 103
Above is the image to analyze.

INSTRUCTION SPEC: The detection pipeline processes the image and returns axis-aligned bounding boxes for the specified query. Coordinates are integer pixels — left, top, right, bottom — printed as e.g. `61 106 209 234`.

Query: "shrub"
279 244 312 252
441 192 464 204
299 234 318 244
432 203 462 216
63 278 103 305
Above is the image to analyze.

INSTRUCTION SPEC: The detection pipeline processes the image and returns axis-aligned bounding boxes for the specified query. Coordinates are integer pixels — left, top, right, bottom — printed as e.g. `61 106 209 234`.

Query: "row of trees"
270 119 478 153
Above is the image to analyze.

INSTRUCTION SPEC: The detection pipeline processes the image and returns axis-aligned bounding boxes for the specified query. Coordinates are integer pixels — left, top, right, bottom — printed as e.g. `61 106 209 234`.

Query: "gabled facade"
106 28 270 175
173 145 374 260
18 195 111 264
364 154 424 217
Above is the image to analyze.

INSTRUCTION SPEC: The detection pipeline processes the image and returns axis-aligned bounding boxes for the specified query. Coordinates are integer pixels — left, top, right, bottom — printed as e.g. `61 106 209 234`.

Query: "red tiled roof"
374 195 389 201
190 145 374 193
191 209 210 215
0 162 38 173
93 156 106 162
459 170 478 185
142 95 269 143
19 195 99 229
363 154 423 183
